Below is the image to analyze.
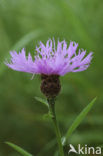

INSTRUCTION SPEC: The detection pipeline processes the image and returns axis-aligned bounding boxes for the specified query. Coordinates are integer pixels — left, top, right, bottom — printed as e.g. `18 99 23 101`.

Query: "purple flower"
5 39 93 76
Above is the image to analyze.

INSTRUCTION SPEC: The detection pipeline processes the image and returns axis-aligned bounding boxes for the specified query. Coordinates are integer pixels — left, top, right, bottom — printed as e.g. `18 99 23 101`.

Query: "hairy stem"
48 98 64 156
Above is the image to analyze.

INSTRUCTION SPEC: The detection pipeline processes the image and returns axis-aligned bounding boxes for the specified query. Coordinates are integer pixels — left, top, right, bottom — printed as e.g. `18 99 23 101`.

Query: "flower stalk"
47 98 64 156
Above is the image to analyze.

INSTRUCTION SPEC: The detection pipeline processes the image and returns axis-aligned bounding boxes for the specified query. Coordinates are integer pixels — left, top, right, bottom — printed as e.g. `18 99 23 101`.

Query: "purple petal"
5 39 93 76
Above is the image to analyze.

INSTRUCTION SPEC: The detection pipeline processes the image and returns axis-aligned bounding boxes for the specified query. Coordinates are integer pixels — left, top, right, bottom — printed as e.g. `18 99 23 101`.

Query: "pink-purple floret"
5 39 93 76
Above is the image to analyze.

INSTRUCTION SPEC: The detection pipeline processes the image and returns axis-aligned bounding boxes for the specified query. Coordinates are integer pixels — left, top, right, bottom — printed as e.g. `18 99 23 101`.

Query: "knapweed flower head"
6 39 93 76
5 39 93 98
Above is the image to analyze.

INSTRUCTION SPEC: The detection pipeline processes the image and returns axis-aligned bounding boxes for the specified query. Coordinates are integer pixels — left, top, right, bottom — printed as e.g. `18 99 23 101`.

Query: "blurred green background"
0 0 103 155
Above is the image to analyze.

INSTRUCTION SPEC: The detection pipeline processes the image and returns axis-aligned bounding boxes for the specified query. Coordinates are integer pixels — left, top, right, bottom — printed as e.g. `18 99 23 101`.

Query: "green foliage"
5 142 32 156
35 97 49 108
65 97 97 143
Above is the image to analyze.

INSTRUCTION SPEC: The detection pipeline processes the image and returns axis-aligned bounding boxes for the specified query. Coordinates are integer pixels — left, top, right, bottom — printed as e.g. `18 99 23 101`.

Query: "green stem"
48 98 64 156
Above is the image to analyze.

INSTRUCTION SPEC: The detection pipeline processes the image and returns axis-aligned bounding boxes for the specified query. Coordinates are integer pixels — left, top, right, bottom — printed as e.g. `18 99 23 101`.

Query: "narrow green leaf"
5 142 32 156
35 96 49 107
65 97 97 142
43 112 54 120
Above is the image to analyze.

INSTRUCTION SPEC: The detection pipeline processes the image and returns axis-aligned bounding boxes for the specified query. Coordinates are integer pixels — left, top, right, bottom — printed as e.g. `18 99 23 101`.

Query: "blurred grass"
0 0 103 155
